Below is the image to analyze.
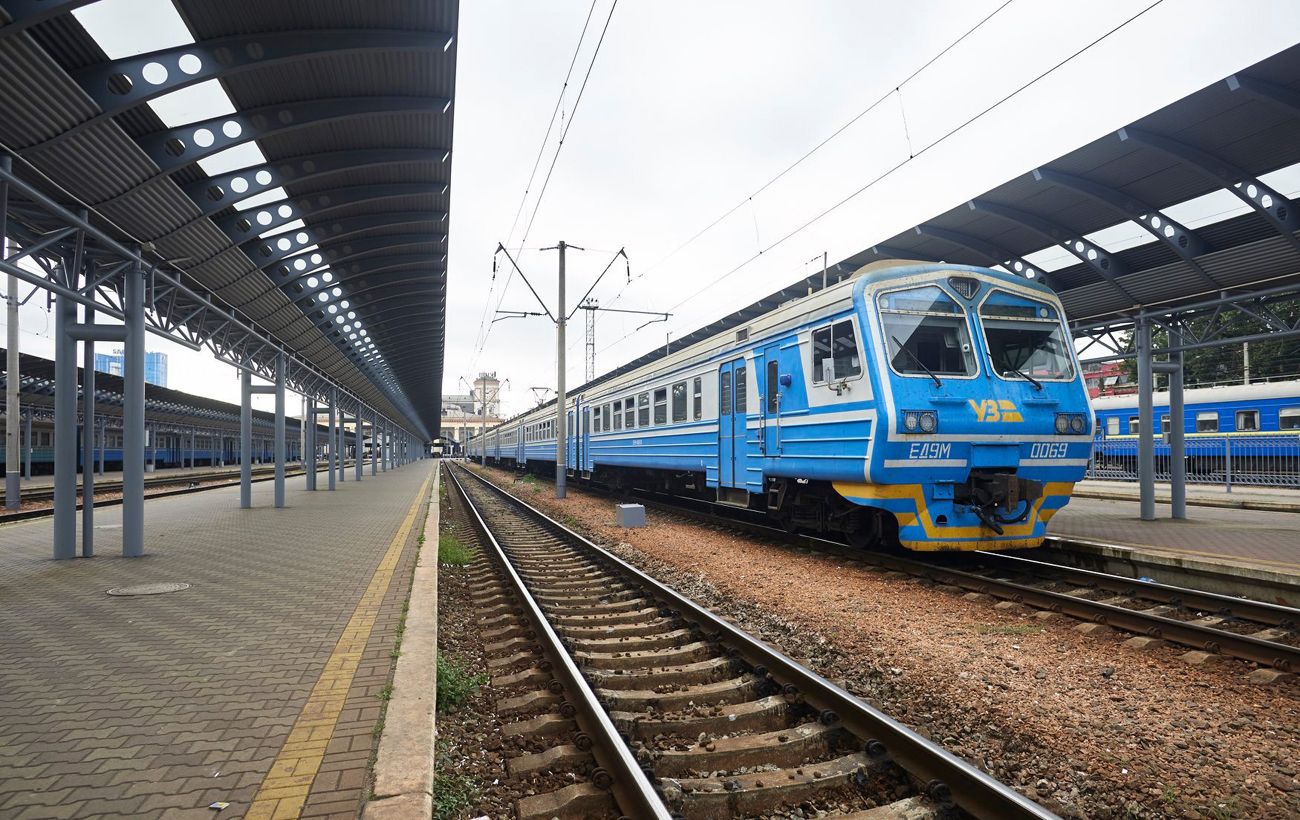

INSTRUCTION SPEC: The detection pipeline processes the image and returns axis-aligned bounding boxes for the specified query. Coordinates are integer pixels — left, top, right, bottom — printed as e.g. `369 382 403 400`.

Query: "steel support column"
97 417 105 476
328 389 337 491
337 407 346 483
23 408 32 480
240 369 252 508
371 411 378 476
53 290 77 559
305 398 316 491
1166 326 1186 520
1137 318 1155 521
274 352 286 508
3 165 19 509
122 259 145 556
81 307 94 558
354 414 363 481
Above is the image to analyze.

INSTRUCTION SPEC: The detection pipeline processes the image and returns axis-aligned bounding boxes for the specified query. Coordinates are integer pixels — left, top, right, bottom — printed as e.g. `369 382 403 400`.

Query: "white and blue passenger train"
469 261 1094 551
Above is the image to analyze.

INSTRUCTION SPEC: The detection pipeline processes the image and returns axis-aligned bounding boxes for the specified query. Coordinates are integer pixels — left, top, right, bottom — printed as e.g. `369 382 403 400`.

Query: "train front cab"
833 265 1093 551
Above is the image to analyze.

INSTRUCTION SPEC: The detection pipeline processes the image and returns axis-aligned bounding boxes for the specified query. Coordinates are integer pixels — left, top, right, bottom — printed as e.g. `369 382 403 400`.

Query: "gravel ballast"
470 465 1300 820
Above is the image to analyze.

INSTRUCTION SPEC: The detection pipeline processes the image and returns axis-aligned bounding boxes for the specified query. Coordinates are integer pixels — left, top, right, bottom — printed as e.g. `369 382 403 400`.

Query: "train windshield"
979 290 1075 381
877 286 977 378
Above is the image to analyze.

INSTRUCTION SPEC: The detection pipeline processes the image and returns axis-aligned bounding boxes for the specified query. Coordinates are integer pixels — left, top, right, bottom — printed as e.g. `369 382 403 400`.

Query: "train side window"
1161 415 1171 434
735 366 747 415
719 371 731 416
625 399 635 429
593 406 602 432
693 377 703 420
671 382 687 422
613 400 623 430
766 360 779 412
1196 412 1218 432
811 321 864 382
1281 407 1300 430
654 388 668 425
1106 417 1119 436
1128 416 1139 434
638 393 650 427
1236 409 1259 432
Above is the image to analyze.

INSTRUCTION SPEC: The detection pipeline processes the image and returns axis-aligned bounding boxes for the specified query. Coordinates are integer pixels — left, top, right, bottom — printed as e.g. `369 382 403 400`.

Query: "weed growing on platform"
438 532 473 565
433 741 477 819
436 654 486 713
520 473 543 493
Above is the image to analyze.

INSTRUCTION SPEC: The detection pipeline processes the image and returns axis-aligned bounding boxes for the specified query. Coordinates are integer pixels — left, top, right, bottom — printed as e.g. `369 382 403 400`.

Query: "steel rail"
971 548 1300 628
453 464 1058 820
445 466 673 820
474 471 1298 675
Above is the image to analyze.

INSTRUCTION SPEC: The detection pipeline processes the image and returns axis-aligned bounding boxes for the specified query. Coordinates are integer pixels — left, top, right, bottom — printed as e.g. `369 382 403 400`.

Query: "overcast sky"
5 0 1300 423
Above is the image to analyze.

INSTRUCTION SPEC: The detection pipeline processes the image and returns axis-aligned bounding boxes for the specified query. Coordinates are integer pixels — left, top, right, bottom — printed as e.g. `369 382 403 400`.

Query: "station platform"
0 460 436 819
1049 491 1300 571
1073 479 1300 513
18 461 309 490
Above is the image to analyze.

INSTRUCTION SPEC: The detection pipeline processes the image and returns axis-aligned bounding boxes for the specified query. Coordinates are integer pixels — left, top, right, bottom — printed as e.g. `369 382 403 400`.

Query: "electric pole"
552 241 568 498
583 297 597 382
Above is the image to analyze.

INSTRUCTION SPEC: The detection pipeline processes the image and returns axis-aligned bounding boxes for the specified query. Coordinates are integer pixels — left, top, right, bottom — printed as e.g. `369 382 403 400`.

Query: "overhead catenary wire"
471 0 621 367
598 0 1166 358
603 0 1016 310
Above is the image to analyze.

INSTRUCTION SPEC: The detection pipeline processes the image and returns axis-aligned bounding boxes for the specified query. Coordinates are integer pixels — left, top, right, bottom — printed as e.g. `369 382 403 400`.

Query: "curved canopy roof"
0 0 456 438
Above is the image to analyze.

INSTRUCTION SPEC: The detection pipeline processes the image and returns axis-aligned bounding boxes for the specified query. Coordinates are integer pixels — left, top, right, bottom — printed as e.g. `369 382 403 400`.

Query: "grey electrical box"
616 503 646 528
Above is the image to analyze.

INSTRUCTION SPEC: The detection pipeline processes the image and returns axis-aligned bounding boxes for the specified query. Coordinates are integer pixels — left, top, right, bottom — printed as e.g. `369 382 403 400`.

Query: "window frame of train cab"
1281 407 1300 431
593 405 602 433
1236 409 1260 432
809 316 865 385
875 283 980 381
654 388 668 425
1196 411 1218 432
976 287 1077 383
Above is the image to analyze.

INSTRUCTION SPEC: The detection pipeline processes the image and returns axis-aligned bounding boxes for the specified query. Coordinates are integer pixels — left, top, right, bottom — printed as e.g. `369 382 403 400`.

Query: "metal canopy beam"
1031 167 1220 288
72 30 452 118
258 234 447 279
294 270 443 304
284 253 444 287
216 185 446 239
912 224 1060 290
965 199 1135 298
1117 126 1300 254
0 0 96 39
1226 73 1300 118
139 97 449 173
242 214 442 258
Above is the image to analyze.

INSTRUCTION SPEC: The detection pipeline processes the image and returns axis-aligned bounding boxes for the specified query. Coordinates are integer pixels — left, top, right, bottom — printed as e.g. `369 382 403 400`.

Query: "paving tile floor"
1050 494 1300 569
0 461 435 819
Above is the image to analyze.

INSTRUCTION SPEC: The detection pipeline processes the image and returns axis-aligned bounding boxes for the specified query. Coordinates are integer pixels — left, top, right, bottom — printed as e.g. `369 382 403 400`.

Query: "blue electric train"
470 261 1094 551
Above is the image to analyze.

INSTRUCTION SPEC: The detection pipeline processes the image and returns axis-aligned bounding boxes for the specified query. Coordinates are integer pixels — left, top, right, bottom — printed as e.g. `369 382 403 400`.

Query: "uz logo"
968 399 1023 423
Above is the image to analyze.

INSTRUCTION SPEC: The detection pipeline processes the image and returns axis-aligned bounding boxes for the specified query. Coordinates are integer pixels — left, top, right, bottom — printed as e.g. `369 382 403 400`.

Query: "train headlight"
1056 413 1085 434
918 411 938 433
1055 414 1070 434
1070 415 1085 433
903 410 937 433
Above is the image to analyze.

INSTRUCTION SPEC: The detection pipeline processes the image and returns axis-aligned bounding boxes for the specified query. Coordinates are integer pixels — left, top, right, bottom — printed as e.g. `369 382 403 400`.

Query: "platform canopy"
0 0 457 439
843 42 1300 332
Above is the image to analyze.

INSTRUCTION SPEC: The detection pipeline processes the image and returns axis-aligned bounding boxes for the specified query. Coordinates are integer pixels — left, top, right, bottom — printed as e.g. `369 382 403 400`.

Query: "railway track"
465 464 1299 680
0 461 357 522
446 463 1056 820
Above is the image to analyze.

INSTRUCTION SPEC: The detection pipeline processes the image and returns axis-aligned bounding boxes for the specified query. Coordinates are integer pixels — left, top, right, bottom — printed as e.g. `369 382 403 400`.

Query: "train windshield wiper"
891 335 941 388
1004 365 1043 391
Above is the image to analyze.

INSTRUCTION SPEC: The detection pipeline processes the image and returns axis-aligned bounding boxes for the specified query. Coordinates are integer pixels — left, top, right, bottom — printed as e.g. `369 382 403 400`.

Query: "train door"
762 343 782 456
581 406 592 476
718 357 747 490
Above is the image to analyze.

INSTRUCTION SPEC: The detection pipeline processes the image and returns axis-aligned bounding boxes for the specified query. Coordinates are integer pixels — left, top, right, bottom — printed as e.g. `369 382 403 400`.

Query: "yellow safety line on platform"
245 472 433 820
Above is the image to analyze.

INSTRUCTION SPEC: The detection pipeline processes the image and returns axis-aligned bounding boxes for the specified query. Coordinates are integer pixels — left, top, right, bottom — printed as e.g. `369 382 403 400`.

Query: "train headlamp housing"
1055 412 1086 435
903 410 938 433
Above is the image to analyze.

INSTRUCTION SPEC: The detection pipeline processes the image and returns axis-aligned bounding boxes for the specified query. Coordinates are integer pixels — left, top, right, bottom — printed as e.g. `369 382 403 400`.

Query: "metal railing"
1087 433 1300 489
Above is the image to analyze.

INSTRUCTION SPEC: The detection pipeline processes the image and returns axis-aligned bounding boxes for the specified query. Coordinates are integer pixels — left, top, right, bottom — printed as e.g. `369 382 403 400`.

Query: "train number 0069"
1028 442 1068 459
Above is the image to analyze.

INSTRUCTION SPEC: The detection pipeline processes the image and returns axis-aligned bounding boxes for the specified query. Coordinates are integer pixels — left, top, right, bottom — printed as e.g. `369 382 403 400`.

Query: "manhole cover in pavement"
106 582 191 596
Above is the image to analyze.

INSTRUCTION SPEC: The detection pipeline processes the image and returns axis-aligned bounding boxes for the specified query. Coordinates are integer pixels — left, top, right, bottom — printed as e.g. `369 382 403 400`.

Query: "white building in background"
441 371 503 453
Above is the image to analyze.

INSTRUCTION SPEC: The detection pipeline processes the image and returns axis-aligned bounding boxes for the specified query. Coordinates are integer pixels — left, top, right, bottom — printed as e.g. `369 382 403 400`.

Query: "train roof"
1090 379 1300 410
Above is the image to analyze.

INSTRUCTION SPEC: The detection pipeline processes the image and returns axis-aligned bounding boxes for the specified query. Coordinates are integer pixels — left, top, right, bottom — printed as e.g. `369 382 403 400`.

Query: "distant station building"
94 349 168 387
1082 360 1132 398
442 372 502 455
